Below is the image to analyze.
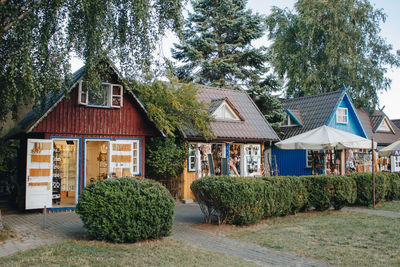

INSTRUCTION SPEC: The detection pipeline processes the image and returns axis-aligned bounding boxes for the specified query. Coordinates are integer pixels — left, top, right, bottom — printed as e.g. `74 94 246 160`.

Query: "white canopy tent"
275 125 375 150
378 139 400 157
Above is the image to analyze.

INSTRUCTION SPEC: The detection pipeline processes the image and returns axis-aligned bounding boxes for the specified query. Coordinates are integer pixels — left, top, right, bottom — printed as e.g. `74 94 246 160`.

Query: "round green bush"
76 177 174 243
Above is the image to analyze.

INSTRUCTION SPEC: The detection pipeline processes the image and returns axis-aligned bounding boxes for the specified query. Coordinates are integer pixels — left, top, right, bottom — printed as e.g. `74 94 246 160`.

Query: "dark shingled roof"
356 108 400 146
184 85 279 142
391 119 400 129
279 90 343 139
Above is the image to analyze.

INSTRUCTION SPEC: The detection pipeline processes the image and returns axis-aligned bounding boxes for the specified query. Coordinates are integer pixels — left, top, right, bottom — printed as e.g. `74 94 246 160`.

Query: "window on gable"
79 81 123 108
213 102 240 121
377 119 392 132
336 107 348 124
283 113 297 127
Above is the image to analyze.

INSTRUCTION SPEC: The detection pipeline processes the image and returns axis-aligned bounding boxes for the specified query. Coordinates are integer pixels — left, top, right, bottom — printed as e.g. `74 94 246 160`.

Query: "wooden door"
26 139 53 209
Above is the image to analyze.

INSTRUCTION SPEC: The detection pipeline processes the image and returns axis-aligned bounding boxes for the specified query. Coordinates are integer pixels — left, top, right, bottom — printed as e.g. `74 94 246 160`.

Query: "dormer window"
283 113 297 126
210 99 242 121
336 107 348 124
79 81 123 108
376 117 394 133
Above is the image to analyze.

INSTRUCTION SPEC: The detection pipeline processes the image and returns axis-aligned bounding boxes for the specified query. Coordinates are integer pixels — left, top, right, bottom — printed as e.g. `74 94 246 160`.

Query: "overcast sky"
71 0 400 119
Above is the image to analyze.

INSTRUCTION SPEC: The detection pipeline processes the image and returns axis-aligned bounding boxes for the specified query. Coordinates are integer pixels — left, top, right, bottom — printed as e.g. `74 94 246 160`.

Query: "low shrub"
261 176 308 216
76 177 174 243
301 175 356 211
191 176 265 225
348 172 388 206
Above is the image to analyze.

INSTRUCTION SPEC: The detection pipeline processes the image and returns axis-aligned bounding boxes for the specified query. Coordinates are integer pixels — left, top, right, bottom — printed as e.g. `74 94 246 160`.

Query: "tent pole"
372 137 375 208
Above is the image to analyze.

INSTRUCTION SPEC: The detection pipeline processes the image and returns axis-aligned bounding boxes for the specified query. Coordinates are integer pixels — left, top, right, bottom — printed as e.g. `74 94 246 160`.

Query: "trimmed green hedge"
301 175 357 211
192 172 400 226
261 176 308 216
191 176 265 225
76 177 174 243
347 172 388 206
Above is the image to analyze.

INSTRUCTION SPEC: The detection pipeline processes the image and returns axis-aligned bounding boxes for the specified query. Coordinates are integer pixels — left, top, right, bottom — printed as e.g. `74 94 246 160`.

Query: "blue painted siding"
326 94 366 137
271 147 312 176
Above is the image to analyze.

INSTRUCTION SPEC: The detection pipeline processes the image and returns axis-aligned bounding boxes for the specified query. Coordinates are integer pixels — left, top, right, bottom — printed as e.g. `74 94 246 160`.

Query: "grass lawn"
228 211 400 267
0 238 258 267
372 200 400 212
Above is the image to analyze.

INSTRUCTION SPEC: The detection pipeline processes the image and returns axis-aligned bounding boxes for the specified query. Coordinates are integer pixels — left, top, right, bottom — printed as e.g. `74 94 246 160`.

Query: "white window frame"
213 101 240 121
306 150 314 168
336 107 348 124
377 118 392 133
132 140 140 176
78 80 123 108
188 143 197 172
243 144 262 176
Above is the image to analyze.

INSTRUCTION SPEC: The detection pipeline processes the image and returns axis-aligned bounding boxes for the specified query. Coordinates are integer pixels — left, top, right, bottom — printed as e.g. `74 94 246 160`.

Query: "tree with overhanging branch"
266 0 400 110
0 0 184 123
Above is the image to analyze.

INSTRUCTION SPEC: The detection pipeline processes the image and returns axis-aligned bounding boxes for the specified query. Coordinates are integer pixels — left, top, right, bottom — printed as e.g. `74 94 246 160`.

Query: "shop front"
25 137 143 210
10 62 160 210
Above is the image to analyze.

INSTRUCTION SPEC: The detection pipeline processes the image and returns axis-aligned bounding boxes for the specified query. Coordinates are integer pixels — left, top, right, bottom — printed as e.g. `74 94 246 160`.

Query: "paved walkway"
342 207 400 218
2 203 332 266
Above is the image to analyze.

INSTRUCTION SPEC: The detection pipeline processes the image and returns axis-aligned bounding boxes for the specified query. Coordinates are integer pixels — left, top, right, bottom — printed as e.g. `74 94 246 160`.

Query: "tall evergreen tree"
266 0 400 109
172 0 269 89
171 0 284 127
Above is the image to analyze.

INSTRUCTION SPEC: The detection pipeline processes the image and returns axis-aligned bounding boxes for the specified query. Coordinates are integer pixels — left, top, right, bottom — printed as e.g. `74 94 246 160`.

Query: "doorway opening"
85 141 109 186
52 140 78 207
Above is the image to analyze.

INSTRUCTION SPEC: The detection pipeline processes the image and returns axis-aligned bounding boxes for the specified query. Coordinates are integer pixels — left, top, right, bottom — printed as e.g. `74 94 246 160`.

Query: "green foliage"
261 176 308 216
346 172 388 206
301 175 356 211
191 176 265 225
76 177 174 243
266 0 400 110
145 137 187 180
130 77 213 139
1 0 184 123
247 87 285 131
386 172 400 201
171 0 273 90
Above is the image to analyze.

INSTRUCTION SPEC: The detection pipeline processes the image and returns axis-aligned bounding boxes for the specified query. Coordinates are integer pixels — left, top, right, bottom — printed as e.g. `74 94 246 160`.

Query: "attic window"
213 102 240 121
377 118 393 133
283 113 297 127
336 107 348 124
78 81 123 108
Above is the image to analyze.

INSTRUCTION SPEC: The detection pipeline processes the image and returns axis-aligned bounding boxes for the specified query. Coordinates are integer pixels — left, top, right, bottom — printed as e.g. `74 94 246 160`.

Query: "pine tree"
171 0 284 127
172 0 269 89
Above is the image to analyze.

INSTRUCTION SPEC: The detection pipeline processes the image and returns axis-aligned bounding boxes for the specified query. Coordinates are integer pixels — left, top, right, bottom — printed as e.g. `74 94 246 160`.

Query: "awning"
378 139 400 157
275 125 376 150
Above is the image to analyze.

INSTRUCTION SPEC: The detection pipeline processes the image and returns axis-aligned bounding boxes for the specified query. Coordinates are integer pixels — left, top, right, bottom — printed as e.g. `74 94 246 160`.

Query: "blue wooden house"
272 87 368 176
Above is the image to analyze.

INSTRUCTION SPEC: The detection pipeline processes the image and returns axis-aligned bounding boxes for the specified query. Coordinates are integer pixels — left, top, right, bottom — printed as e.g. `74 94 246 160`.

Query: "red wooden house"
7 62 160 210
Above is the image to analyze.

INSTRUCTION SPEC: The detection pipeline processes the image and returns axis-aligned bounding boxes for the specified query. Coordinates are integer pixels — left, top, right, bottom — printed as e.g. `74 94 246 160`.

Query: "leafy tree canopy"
266 0 400 110
130 76 214 139
0 0 184 122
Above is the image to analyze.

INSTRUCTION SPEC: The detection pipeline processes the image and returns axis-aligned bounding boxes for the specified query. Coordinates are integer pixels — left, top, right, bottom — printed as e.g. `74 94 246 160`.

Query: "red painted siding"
32 85 158 137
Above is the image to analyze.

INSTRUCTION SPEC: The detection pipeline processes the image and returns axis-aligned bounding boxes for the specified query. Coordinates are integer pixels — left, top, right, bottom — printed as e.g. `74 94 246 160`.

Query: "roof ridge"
282 90 342 102
195 84 246 93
